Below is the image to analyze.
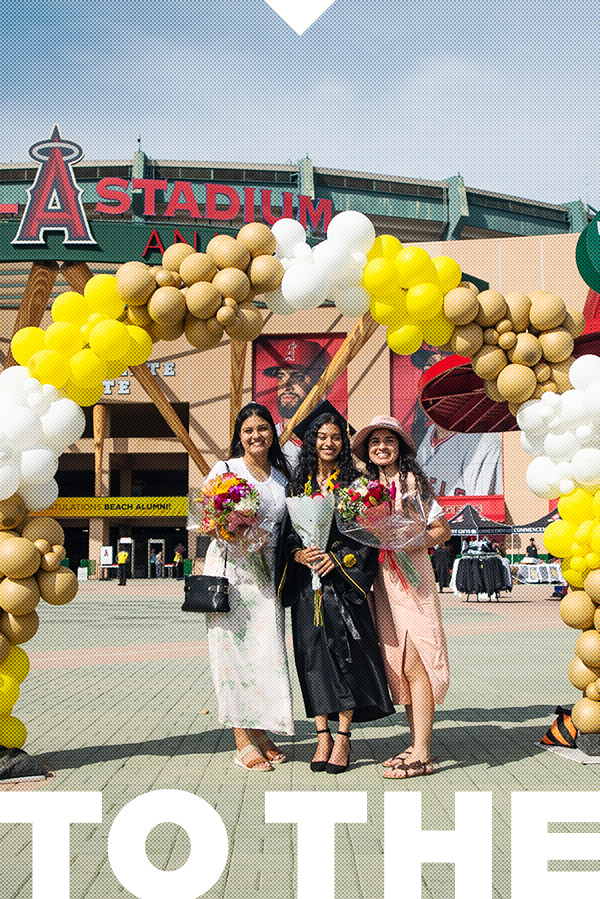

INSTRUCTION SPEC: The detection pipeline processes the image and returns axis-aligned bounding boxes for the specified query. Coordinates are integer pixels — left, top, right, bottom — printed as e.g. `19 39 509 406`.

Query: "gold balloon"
21 518 64 547
568 655 600 690
223 305 264 342
147 286 187 324
496 364 537 403
550 358 574 393
147 318 185 342
0 577 40 615
584 570 600 602
563 309 586 339
161 243 196 273
503 292 531 333
496 318 513 335
212 268 251 304
154 267 177 287
40 551 62 572
0 538 41 579
575 629 600 669
216 305 238 327
533 361 551 383
206 235 251 271
0 495 28 531
560 591 597 630
449 322 484 357
475 290 507 328
483 328 499 345
116 261 156 306
471 345 508 380
184 314 223 350
528 291 566 330
498 331 517 351
443 287 480 325
247 255 284 292
483 379 505 402
539 329 574 364
508 333 543 366
0 609 39 644
571 697 600 733
236 222 276 258
179 252 218 286
33 539 52 555
36 568 78 606
185 282 223 320
127 305 153 328
587 682 600 701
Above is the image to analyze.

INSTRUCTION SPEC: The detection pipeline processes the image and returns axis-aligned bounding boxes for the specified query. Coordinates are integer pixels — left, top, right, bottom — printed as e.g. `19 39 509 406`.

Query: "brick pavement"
0 579 599 898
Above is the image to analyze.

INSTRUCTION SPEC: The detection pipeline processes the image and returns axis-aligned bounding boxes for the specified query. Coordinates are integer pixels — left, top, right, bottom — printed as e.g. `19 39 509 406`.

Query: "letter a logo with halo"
264 0 337 35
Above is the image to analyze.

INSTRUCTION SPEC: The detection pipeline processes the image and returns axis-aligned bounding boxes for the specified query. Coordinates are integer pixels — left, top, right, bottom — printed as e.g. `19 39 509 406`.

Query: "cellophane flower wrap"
335 477 424 587
286 492 336 625
190 473 272 580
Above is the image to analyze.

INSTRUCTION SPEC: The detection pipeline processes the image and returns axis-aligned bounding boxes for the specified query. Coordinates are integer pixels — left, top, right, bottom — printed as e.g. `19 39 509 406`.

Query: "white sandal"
233 744 272 771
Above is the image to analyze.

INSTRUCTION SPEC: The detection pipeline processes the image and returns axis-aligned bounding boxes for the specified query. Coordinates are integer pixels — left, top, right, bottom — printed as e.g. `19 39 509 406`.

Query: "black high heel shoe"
310 728 333 772
325 730 351 774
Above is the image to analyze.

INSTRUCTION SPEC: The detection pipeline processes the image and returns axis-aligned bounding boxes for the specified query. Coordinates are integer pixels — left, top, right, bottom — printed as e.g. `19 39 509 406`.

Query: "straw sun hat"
351 414 416 462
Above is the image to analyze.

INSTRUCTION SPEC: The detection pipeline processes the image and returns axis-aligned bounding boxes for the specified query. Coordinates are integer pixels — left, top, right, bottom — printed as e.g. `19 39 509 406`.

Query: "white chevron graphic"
264 0 337 35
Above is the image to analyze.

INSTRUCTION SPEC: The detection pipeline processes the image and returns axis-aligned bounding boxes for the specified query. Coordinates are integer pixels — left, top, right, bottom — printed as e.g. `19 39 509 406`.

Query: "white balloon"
544 430 579 462
540 391 562 411
556 460 573 478
271 219 307 257
0 463 20 501
312 240 353 285
571 447 600 489
516 400 551 435
40 398 86 452
262 287 297 316
20 447 59 486
326 211 376 255
41 383 59 402
3 407 44 452
27 392 52 416
526 456 561 499
292 243 313 263
576 423 594 444
22 377 42 395
19 478 59 512
559 390 589 429
0 366 29 390
520 431 545 456
582 380 600 419
351 251 368 269
281 264 328 310
332 284 371 317
569 354 600 390
559 478 576 495
0 389 28 410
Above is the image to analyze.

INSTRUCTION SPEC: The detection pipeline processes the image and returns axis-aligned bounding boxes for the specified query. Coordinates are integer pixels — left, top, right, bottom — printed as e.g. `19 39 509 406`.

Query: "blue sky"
2 0 599 207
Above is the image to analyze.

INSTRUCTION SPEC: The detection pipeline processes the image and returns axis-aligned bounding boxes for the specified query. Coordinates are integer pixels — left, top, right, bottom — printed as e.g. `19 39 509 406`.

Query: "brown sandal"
382 758 435 779
382 749 413 768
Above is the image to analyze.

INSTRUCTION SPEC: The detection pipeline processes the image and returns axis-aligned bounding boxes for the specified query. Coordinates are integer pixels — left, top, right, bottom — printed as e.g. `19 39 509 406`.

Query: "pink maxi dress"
369 473 450 705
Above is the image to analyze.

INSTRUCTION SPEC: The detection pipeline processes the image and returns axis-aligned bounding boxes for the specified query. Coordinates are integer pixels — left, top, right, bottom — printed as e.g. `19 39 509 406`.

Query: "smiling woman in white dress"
203 402 294 770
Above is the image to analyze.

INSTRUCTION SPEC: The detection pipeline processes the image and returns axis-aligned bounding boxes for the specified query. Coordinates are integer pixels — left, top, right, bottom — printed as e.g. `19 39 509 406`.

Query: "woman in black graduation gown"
276 411 394 774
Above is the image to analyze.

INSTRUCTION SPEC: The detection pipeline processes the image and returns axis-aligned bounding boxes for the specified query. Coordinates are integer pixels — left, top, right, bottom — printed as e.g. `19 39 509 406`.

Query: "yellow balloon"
433 256 462 294
570 555 587 572
585 552 600 569
562 562 585 588
370 293 408 326
81 312 108 344
589 523 600 555
387 322 424 356
0 645 29 683
592 489 600 519
126 325 153 365
558 487 595 525
543 519 577 558
575 519 595 543
394 246 440 289
104 356 129 378
84 274 125 319
89 320 131 361
11 327 46 367
0 715 26 748
27 349 70 389
422 315 455 347
367 234 403 262
51 291 90 328
405 282 444 322
69 348 107 386
0 672 19 715
64 379 105 407
362 257 401 299
44 321 84 359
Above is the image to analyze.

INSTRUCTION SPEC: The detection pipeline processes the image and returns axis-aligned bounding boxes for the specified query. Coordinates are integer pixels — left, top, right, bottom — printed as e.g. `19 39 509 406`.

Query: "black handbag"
182 572 230 612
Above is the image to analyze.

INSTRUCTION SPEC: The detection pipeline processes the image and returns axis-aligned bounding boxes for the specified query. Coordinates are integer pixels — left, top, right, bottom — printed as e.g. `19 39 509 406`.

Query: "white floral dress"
203 458 294 735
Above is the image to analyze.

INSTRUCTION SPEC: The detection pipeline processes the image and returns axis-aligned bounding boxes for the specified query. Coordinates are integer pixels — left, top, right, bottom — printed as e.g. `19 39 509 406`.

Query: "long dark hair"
291 412 357 494
229 402 291 480
366 432 434 502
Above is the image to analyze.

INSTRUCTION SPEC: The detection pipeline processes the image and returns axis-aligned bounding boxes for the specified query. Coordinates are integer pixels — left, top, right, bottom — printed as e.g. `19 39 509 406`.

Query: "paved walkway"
1 580 599 898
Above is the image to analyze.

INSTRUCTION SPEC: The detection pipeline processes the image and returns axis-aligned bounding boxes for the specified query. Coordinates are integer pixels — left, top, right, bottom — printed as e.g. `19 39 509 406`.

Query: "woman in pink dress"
352 415 451 779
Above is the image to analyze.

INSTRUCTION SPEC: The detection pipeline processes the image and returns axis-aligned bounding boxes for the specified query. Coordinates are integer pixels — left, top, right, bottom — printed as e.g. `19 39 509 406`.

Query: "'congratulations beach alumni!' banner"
36 497 189 518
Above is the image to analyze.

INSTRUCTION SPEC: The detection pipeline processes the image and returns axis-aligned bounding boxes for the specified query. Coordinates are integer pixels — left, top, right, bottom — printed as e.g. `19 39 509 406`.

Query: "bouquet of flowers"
286 492 337 625
335 477 424 587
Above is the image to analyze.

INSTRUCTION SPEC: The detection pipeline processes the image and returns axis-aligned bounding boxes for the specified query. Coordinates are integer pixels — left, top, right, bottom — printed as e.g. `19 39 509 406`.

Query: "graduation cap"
292 399 355 443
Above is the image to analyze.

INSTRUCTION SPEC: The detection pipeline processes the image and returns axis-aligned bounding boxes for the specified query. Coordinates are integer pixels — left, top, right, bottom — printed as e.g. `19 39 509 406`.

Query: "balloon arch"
1 211 600 749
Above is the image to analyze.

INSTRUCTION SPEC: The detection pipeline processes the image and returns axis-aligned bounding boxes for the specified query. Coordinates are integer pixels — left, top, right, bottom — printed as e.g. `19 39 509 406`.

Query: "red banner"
437 495 506 521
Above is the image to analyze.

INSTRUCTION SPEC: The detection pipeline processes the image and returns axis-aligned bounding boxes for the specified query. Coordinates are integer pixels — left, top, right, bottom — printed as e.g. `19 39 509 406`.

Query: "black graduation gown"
276 507 395 722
